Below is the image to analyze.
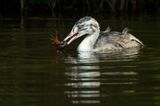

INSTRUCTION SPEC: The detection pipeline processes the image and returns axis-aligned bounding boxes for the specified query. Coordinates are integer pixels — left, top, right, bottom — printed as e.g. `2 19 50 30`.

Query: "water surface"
0 16 160 106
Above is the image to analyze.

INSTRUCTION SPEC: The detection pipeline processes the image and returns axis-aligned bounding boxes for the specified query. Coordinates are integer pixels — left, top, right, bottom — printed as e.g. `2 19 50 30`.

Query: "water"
0 16 160 106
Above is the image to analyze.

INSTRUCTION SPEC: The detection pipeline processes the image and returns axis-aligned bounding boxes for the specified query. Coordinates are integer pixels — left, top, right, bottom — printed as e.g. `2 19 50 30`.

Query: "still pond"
0 15 160 106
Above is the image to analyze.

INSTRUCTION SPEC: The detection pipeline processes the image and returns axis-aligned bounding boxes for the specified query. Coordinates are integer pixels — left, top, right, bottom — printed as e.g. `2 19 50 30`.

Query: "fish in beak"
51 26 80 51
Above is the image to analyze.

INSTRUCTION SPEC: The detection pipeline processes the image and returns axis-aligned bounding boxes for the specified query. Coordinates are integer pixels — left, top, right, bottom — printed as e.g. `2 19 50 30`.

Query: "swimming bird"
59 16 144 52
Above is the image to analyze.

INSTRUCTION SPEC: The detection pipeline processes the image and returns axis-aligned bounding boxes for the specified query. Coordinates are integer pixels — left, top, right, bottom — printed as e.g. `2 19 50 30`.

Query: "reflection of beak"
63 31 79 45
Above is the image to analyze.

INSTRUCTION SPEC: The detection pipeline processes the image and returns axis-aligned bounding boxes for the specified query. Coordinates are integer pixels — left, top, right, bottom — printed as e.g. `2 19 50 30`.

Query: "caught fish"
51 33 67 52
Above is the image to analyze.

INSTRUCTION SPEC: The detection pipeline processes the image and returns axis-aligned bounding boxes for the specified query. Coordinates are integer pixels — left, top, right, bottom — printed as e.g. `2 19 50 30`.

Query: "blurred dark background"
0 0 160 18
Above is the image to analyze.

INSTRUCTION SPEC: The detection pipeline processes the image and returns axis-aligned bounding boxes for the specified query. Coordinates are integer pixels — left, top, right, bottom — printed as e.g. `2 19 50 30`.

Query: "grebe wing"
94 29 143 50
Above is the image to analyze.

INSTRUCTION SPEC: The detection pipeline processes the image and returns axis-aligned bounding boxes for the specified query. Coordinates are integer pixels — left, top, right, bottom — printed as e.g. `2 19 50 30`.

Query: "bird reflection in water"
62 48 140 104
64 63 101 104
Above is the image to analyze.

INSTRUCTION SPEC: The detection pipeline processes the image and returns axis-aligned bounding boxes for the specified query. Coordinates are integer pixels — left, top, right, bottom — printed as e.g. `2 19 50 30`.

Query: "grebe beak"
63 26 80 45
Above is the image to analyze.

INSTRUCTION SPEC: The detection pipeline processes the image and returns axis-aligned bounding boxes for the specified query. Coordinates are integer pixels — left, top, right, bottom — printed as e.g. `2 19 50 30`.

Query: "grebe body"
62 16 143 52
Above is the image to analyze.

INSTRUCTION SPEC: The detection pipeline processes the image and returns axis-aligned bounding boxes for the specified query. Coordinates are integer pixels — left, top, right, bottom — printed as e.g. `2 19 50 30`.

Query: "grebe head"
63 16 100 45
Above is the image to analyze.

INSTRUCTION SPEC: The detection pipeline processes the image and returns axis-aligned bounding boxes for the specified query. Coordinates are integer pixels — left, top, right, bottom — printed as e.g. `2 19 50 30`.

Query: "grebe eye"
79 27 87 31
78 24 89 31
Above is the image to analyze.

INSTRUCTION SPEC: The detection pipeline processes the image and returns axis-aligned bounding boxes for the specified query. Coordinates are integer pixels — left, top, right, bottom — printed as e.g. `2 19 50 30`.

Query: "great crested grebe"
57 16 144 52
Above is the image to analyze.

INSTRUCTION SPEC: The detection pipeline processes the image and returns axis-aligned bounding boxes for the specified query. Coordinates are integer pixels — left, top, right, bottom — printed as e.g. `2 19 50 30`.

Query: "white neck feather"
77 30 100 51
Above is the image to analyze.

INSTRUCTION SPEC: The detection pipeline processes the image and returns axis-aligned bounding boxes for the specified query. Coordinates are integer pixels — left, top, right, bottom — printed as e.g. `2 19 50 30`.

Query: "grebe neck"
77 29 100 51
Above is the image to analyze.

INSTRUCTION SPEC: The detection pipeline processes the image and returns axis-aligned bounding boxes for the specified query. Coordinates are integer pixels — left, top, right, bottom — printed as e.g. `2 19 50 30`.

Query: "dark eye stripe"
78 24 85 28
79 28 87 31
78 24 88 31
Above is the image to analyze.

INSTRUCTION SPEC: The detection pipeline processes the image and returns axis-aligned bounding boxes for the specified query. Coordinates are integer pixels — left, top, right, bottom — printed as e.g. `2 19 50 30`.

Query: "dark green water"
0 16 160 106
